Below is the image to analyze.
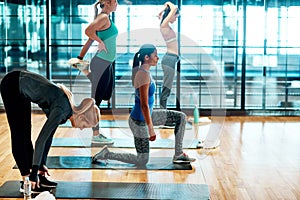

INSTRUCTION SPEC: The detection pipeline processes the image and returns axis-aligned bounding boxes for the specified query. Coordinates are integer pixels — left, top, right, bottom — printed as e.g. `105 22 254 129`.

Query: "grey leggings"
160 53 179 109
104 109 186 166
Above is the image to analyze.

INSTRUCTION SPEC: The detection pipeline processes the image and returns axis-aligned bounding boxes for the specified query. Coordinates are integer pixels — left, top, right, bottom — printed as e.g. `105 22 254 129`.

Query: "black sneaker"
20 181 52 194
38 174 57 188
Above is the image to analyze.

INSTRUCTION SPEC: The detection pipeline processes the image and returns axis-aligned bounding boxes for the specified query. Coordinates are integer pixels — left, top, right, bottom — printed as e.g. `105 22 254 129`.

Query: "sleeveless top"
161 26 176 43
130 68 156 122
96 19 118 62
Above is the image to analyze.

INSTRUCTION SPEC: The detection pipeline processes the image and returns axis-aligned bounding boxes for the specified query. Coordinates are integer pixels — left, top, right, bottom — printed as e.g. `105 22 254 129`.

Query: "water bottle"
193 105 199 124
23 177 31 200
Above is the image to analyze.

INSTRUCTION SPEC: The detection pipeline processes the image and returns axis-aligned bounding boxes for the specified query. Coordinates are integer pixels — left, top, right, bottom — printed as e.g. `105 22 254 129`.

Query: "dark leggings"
0 71 33 176
87 56 114 105
87 56 115 131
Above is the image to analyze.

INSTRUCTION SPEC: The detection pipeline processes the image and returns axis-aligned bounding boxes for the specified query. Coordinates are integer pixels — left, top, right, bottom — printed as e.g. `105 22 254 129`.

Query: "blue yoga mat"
14 156 193 170
59 119 193 129
51 137 199 149
48 156 193 170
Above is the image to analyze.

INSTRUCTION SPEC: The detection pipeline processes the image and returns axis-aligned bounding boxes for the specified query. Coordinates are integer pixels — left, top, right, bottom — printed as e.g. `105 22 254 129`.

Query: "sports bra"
165 37 177 43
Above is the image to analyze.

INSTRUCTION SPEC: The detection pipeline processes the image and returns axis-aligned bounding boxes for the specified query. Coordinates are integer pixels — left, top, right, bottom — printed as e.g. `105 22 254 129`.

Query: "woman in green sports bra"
73 0 118 145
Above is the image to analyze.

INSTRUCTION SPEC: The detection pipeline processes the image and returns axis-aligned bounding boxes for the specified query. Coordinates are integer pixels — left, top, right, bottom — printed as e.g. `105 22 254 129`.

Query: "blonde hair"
58 84 100 126
74 98 100 127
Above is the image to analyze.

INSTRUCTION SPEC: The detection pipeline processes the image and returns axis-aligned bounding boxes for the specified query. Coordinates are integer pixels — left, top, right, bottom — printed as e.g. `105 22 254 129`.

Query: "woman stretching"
72 0 118 145
92 44 196 166
1 69 100 193
158 1 180 109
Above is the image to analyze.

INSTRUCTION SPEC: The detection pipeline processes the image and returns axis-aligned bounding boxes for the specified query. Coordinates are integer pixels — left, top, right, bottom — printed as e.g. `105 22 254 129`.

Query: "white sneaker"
197 139 220 149
91 134 114 144
67 58 89 71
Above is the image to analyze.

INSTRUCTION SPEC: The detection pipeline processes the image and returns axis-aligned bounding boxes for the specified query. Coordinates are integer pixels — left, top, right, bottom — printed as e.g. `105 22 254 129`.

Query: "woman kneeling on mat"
93 44 196 166
0 69 100 193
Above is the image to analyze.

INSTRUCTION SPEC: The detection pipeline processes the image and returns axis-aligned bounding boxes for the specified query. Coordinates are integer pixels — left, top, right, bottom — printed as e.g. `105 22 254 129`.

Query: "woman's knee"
173 111 186 123
136 153 149 166
179 111 187 120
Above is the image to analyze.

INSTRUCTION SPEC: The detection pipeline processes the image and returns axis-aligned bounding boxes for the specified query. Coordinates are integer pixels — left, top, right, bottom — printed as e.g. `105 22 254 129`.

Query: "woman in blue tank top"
92 44 196 166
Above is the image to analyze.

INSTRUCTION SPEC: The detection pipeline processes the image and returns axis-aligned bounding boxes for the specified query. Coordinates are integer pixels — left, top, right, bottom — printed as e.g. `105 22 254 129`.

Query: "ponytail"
94 2 100 19
160 5 170 25
131 52 140 86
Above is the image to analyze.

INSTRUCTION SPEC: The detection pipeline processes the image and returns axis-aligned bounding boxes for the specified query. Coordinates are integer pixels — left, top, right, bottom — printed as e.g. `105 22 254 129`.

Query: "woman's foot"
173 153 196 164
38 174 57 188
92 145 109 162
67 58 90 75
91 134 114 144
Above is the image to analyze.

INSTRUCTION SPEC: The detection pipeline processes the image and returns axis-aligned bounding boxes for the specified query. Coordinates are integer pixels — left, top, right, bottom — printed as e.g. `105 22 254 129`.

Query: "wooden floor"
0 112 300 200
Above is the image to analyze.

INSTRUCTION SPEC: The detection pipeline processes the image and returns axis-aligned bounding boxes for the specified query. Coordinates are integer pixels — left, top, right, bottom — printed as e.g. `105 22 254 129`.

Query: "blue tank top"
96 19 118 62
130 68 156 122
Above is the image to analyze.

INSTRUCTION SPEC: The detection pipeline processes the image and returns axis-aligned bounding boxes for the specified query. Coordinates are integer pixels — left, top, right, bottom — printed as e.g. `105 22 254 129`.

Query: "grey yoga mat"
0 181 210 199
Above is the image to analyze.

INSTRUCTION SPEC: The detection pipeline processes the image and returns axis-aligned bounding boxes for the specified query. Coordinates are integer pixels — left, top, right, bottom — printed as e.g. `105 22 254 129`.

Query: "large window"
1 0 300 115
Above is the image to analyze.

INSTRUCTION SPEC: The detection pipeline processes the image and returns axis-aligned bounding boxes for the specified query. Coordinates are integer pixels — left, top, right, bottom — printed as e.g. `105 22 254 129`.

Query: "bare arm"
78 38 94 59
159 1 177 28
85 14 110 52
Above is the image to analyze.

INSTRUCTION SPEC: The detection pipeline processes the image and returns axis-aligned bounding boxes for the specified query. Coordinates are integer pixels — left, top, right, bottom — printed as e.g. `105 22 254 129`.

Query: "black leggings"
87 56 114 106
0 71 33 176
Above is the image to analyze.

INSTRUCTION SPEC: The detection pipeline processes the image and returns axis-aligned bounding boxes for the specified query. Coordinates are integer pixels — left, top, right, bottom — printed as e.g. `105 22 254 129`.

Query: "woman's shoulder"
136 69 150 79
134 69 151 88
95 13 110 25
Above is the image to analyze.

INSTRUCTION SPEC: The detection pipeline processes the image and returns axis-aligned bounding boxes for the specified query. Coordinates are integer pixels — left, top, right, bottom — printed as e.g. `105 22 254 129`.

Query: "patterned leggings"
104 109 186 166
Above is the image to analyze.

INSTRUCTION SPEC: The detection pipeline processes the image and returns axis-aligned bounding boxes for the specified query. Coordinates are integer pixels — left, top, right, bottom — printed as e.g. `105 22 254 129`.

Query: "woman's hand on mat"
32 179 40 189
39 165 51 176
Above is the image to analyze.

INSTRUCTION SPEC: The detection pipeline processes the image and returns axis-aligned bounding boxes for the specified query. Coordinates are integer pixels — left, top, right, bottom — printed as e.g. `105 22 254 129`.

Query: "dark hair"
131 44 157 85
160 5 180 25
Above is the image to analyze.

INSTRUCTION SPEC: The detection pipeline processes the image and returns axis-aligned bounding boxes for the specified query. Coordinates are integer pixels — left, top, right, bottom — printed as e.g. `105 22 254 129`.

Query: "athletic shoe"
173 153 196 164
92 145 109 162
20 181 52 194
197 140 220 149
91 134 114 144
38 174 57 188
67 58 89 71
